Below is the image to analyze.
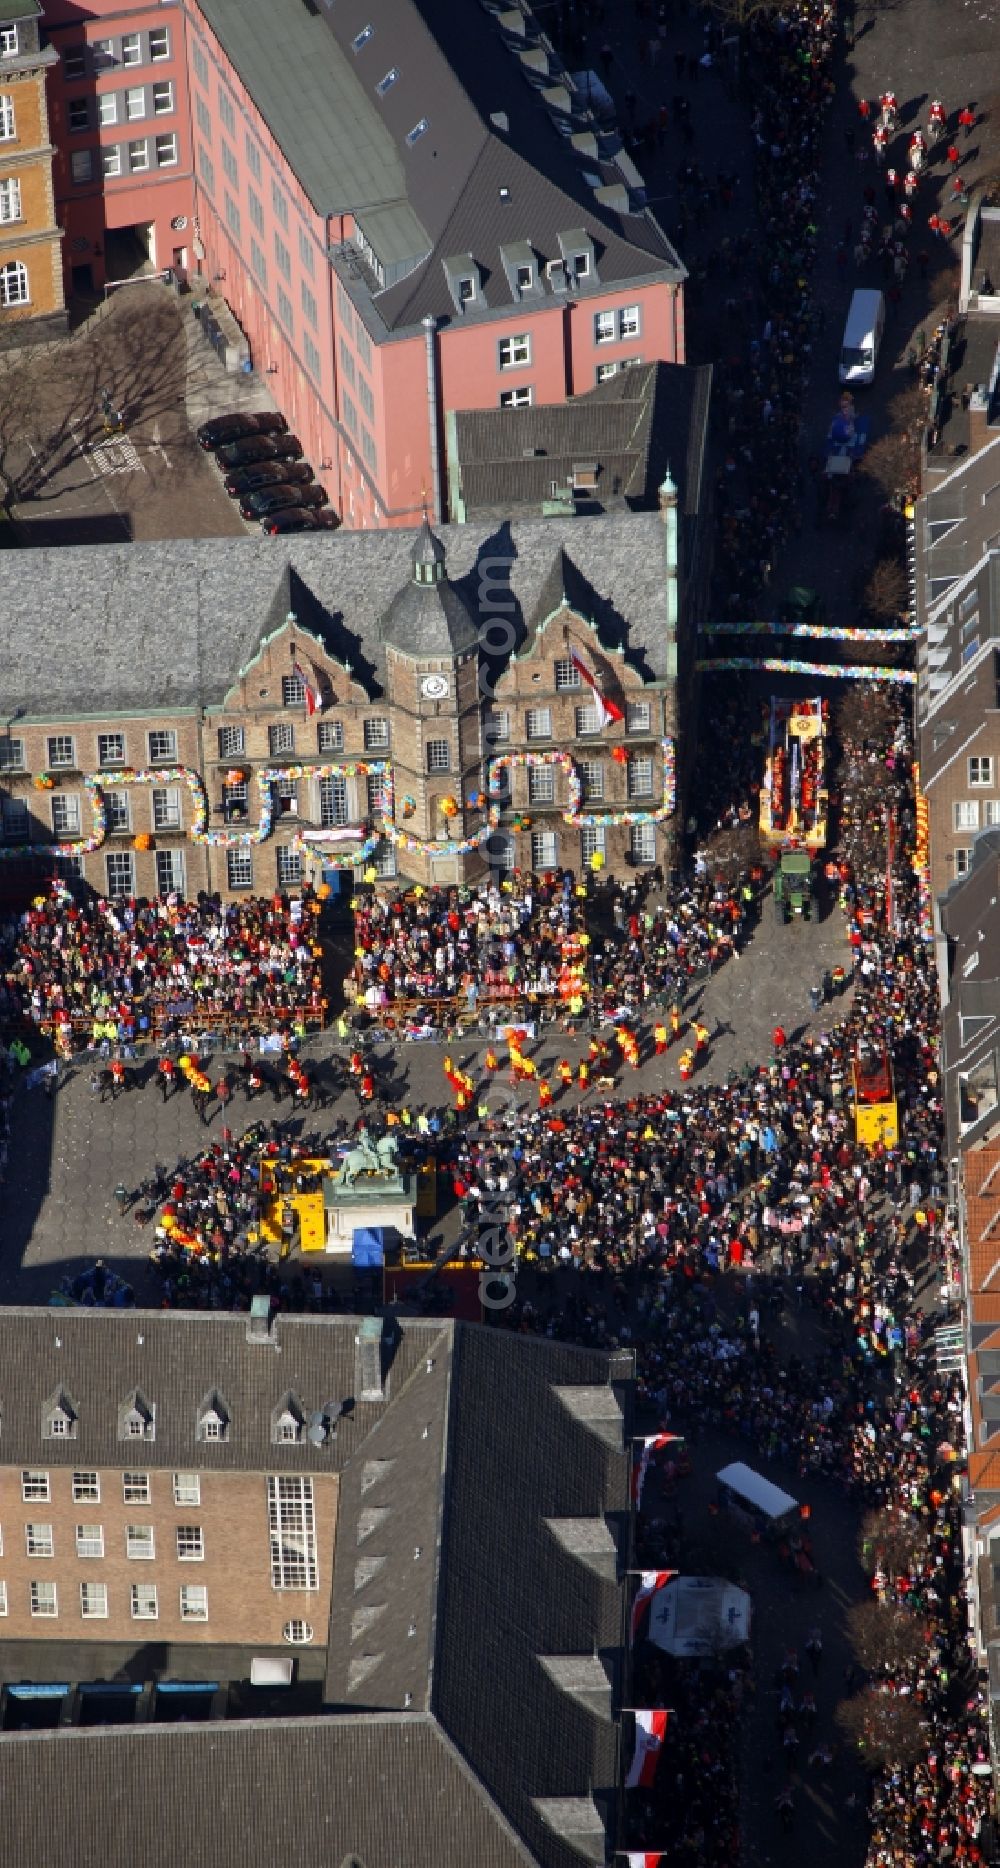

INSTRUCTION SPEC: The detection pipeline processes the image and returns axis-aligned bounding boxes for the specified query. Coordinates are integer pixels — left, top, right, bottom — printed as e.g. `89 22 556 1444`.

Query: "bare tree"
835 1688 925 1767
863 557 908 623
846 1602 926 1675
700 0 787 22
858 1506 925 1581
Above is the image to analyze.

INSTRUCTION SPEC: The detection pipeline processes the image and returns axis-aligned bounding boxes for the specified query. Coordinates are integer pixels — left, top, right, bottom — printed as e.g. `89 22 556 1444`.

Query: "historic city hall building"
0 496 699 899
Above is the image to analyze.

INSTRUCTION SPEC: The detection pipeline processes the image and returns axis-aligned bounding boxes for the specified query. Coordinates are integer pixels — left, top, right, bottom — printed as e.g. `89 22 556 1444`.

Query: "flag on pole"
569 648 624 727
633 1432 682 1509
293 658 322 717
626 1710 669 1790
621 1854 665 1867
630 1570 676 1642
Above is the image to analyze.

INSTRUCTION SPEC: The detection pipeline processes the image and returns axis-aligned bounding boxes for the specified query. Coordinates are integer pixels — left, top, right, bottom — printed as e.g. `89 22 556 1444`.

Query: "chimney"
246 1294 275 1345
356 1316 384 1401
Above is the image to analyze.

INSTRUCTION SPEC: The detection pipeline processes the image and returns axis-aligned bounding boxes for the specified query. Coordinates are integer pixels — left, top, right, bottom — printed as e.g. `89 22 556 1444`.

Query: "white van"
716 1461 800 1537
838 288 885 386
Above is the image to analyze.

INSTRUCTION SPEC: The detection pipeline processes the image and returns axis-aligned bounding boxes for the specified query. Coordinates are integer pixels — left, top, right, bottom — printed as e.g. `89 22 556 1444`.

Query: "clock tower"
381 523 485 885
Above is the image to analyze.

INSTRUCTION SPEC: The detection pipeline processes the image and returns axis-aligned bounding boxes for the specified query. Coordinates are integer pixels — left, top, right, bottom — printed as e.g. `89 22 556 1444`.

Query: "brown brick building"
0 0 64 339
0 1306 634 1868
0 505 698 900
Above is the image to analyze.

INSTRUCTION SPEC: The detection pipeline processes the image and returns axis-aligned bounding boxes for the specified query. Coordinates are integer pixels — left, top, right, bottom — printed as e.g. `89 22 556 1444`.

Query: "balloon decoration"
401 795 416 818
705 621 917 642
133 832 154 852
440 796 459 818
33 773 55 791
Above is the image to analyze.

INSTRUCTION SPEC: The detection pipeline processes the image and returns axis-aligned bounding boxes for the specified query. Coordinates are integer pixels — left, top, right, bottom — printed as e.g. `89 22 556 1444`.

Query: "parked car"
196 410 288 451
215 434 303 470
262 506 340 535
239 482 328 521
223 460 314 498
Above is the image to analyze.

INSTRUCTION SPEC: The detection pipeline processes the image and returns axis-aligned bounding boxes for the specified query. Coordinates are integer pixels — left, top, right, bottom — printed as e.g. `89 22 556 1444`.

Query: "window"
149 28 170 62
92 38 115 70
302 283 318 328
106 851 134 899
356 324 372 370
173 1473 201 1506
131 1583 158 1620
318 721 344 753
156 850 185 894
276 286 294 333
102 146 121 179
63 47 86 79
269 723 295 758
631 822 656 864
80 1582 108 1619
516 263 534 292
218 725 245 758
528 765 555 805
581 826 606 863
2 796 27 838
554 658 581 690
0 176 20 223
197 146 213 192
955 847 972 876
227 849 253 890
969 758 994 786
176 1525 205 1561
374 838 396 879
106 791 130 833
198 1403 227 1443
148 730 177 763
406 117 429 145
98 733 125 766
250 239 266 286
47 735 74 768
273 1409 302 1446
245 131 261 178
278 672 304 709
72 1472 100 1503
298 225 314 274
248 187 264 234
152 787 180 831
274 233 291 279
40 1401 73 1441
225 195 241 240
320 776 348 827
620 304 641 339
222 779 248 821
364 718 389 751
626 701 652 734
955 800 980 831
76 1525 104 1558
353 22 374 51
358 376 374 422
180 1584 208 1622
22 1471 50 1502
303 333 322 383
30 1581 57 1618
985 800 1000 828
579 759 604 801
267 1476 318 1590
271 179 289 229
283 1619 314 1644
361 427 377 472
375 65 398 95
121 33 141 67
152 80 173 116
277 846 302 887
498 333 530 370
124 88 145 123
0 23 15 55
217 85 234 136
342 390 358 436
52 795 81 837
499 386 532 408
195 97 211 143
526 708 552 741
594 310 616 345
128 139 149 172
25 1524 54 1558
122 1472 150 1504
127 1523 155 1559
68 97 91 134
426 739 451 774
0 1581 6 1615
71 149 93 183
221 139 237 186
0 93 12 139
575 704 600 737
628 756 654 799
0 734 23 768
485 709 509 744
531 830 558 870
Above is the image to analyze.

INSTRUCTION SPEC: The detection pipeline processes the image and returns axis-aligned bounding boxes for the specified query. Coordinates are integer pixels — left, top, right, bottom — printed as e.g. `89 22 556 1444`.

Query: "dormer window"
516 264 533 292
458 276 475 305
272 1398 304 1446
352 24 374 51
43 1392 78 1441
196 1394 230 1443
119 1391 155 1443
572 252 590 278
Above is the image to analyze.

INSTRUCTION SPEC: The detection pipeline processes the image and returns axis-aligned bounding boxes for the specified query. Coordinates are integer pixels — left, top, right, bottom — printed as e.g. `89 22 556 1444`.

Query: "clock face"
421 674 449 700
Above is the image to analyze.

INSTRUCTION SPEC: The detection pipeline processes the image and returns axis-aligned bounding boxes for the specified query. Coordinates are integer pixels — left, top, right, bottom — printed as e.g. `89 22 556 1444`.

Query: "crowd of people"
0 889 326 1052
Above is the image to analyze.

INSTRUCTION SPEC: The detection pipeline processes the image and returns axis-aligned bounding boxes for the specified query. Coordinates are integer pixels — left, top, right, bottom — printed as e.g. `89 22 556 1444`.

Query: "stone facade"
0 4 66 340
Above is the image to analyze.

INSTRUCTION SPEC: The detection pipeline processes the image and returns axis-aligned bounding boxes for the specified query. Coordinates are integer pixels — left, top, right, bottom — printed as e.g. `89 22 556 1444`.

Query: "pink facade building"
42 0 190 293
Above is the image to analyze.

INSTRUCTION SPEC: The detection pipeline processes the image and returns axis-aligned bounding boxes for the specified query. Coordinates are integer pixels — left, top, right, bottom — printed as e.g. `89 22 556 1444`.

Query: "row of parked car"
195 411 338 535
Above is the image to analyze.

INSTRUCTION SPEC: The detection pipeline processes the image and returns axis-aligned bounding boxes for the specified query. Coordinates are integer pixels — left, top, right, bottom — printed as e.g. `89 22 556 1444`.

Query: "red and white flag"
623 1854 665 1868
633 1432 682 1509
570 648 624 727
630 1569 676 1642
626 1710 669 1790
293 659 323 717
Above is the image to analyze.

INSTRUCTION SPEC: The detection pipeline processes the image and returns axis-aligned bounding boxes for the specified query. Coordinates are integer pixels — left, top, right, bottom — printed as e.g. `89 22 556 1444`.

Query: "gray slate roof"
452 361 711 520
6 510 678 716
195 0 683 335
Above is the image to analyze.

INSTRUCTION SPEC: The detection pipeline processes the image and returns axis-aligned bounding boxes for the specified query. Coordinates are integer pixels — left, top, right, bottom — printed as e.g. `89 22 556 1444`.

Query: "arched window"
0 94 13 140
0 259 27 306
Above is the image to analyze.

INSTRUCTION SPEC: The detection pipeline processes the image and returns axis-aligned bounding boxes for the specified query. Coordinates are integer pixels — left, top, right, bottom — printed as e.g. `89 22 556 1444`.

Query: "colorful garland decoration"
696 658 917 686
286 761 393 870
705 621 918 642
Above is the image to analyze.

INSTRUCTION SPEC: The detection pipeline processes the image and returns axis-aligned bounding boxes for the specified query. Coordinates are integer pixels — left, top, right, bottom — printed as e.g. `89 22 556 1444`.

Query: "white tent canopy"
648 1576 752 1658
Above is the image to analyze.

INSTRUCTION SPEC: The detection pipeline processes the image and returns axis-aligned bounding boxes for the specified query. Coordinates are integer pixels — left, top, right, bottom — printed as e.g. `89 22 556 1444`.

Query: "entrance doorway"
71 262 94 295
104 222 156 281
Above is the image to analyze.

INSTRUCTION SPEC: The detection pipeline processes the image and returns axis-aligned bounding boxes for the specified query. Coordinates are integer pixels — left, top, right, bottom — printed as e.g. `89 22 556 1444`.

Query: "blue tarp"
156 1681 218 1695
352 1226 387 1268
7 1684 69 1699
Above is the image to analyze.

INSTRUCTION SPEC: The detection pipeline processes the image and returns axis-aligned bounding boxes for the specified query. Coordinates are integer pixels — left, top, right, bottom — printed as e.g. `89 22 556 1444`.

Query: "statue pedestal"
322 1173 417 1255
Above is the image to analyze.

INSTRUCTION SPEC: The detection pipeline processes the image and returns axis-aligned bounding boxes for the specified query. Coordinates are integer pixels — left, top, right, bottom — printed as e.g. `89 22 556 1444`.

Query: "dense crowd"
0 889 325 1052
